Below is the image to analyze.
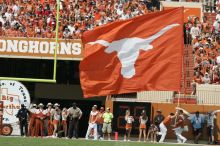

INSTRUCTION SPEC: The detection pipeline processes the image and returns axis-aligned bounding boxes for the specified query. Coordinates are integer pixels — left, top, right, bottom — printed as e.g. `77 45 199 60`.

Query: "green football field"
0 137 206 146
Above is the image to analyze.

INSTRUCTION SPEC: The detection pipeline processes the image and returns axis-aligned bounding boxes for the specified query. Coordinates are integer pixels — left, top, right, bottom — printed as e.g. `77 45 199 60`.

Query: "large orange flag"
80 8 184 98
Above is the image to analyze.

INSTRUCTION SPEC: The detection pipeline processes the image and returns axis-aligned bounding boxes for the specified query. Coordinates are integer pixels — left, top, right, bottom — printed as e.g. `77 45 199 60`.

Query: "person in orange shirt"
96 106 105 140
45 27 55 38
124 110 134 141
158 112 177 143
172 110 187 144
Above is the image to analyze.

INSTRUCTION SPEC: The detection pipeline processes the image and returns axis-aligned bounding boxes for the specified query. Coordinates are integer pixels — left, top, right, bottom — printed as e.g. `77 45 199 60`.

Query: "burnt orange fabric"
80 8 184 97
35 112 46 137
163 116 172 126
35 118 44 137
28 113 36 137
139 124 146 129
125 123 132 129
96 112 104 124
53 120 59 125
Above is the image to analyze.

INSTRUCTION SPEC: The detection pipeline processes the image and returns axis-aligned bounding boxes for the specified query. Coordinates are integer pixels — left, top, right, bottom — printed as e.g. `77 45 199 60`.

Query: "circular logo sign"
0 80 30 124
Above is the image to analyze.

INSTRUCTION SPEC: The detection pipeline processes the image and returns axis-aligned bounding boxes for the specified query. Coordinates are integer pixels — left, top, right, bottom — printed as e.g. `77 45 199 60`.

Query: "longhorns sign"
0 37 82 60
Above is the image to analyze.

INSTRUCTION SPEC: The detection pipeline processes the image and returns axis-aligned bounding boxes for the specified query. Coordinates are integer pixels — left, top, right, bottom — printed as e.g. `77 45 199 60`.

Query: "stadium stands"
0 0 220 86
0 0 160 38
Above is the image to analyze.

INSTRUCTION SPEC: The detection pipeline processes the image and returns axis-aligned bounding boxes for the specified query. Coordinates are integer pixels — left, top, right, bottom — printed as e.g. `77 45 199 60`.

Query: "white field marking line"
0 136 211 146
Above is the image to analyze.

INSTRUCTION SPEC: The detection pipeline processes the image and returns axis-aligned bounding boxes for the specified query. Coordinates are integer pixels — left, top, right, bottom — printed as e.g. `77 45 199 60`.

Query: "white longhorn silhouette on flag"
87 24 180 79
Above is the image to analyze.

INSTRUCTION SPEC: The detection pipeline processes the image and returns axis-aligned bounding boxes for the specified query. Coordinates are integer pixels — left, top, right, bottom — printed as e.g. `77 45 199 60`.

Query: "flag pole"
177 91 180 107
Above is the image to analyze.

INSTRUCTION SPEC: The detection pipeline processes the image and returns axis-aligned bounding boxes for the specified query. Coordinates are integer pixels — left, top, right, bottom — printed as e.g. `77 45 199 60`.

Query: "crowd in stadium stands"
188 11 220 86
0 0 161 38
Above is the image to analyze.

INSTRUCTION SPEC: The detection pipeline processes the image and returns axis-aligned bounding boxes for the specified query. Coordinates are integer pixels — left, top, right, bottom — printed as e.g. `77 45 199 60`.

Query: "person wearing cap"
153 109 164 142
28 104 37 136
51 103 61 138
44 103 54 136
205 109 220 144
62 107 68 138
102 107 113 140
16 104 30 137
85 105 99 140
35 103 46 137
67 103 82 139
96 106 105 140
158 112 177 143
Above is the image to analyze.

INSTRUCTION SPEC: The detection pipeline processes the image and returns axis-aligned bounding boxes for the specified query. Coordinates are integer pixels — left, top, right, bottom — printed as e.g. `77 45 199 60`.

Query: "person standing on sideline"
154 109 164 142
51 103 61 138
172 110 187 144
205 110 220 144
102 107 113 140
16 104 29 137
124 110 134 141
62 107 68 138
138 110 148 142
158 112 177 143
85 105 99 140
67 103 82 139
35 103 46 137
191 111 205 144
96 107 105 140
44 103 53 136
28 104 37 137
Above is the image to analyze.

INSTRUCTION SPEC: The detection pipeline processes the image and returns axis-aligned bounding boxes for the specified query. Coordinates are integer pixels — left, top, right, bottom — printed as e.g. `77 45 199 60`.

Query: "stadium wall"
152 103 220 140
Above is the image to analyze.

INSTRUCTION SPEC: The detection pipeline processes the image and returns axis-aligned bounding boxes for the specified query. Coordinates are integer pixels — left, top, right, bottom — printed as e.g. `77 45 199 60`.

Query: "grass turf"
0 137 197 146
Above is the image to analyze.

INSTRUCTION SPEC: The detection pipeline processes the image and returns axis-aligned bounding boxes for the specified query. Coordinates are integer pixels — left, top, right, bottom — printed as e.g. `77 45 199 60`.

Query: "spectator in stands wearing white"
212 20 220 34
190 23 201 39
202 72 211 84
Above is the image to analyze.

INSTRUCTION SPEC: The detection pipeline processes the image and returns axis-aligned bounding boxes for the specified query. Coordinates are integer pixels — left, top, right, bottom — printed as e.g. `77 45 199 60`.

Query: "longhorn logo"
88 24 180 78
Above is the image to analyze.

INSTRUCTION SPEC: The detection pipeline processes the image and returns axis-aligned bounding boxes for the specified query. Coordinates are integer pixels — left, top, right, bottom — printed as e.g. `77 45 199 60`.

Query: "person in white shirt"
124 110 134 141
190 24 201 39
68 22 75 35
212 20 220 34
51 103 61 138
216 11 220 21
85 105 99 140
202 73 211 84
62 107 68 137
